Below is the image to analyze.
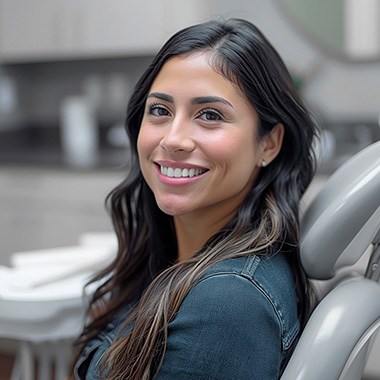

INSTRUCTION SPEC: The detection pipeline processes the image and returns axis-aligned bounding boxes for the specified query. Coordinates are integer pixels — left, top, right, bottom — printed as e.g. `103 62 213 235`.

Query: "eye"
197 108 224 122
147 103 171 117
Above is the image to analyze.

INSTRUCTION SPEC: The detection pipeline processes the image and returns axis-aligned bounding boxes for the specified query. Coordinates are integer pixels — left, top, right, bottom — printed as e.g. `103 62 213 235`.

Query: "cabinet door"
0 0 59 62
0 0 210 62
74 0 210 57
0 0 168 61
77 0 167 57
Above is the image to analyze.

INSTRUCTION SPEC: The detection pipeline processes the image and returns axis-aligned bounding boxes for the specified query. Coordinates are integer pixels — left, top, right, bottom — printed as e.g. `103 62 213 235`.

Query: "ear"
259 123 284 167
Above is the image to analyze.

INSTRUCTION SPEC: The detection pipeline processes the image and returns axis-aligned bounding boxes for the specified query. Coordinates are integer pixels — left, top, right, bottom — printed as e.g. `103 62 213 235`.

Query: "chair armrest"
281 278 380 380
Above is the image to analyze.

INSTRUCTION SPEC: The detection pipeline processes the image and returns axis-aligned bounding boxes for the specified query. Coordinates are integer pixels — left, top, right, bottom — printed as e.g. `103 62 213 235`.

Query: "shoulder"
191 254 300 350
158 254 300 379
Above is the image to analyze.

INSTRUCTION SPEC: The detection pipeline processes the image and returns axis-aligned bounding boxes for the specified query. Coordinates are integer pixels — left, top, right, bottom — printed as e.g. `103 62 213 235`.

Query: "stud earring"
261 159 267 168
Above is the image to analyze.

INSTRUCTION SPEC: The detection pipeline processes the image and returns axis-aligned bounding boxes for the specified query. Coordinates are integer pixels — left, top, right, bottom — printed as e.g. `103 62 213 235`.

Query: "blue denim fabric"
75 254 300 379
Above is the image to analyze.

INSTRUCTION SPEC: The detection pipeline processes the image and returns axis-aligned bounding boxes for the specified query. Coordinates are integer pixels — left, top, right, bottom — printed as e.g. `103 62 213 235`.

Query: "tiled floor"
0 353 14 380
0 353 51 380
0 354 13 380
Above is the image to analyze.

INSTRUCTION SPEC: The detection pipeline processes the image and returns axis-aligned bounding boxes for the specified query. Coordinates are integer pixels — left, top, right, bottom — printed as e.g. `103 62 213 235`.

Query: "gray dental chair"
281 140 380 380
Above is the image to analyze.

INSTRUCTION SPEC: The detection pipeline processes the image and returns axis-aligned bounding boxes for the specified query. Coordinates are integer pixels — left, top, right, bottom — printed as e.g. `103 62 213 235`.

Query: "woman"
72 18 318 379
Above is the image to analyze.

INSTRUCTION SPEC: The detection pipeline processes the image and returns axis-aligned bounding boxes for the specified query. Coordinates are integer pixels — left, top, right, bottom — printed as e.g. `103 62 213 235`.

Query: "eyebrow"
148 92 174 103
147 92 234 108
192 96 234 108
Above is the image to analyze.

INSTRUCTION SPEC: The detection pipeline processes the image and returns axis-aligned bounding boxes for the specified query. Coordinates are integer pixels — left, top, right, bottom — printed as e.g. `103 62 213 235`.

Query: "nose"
159 115 196 154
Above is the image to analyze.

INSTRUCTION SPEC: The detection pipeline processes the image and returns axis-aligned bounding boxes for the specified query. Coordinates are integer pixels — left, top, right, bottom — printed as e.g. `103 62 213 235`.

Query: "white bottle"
60 96 98 168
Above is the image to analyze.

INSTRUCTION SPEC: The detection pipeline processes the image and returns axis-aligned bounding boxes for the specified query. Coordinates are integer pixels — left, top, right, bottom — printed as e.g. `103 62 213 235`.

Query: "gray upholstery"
281 278 380 380
301 141 380 280
281 141 380 380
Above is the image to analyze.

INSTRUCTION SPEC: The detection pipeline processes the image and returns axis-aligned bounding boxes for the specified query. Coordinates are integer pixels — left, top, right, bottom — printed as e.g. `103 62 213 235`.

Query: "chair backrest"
301 141 380 280
281 141 380 380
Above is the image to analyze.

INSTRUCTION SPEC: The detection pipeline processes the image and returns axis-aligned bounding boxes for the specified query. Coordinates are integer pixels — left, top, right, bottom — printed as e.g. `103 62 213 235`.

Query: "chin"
158 206 181 216
154 194 194 216
156 202 190 217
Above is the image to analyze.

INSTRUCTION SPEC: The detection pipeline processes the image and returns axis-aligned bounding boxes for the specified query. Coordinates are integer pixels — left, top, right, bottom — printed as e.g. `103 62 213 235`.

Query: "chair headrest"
301 141 380 280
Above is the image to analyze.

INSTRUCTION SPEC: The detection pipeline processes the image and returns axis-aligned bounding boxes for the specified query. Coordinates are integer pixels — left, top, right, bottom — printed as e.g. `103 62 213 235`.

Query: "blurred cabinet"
0 1 58 61
0 0 209 63
0 167 122 265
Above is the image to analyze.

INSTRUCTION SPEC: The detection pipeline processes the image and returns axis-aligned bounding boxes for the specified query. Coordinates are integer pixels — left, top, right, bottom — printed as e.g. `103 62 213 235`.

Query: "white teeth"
160 165 206 178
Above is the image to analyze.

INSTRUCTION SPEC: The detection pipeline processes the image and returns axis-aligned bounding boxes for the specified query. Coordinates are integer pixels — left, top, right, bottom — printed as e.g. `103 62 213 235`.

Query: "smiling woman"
137 53 284 259
70 18 318 380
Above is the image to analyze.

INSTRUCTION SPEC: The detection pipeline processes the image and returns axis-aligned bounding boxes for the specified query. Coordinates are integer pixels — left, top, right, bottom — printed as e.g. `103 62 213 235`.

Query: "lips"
159 165 207 178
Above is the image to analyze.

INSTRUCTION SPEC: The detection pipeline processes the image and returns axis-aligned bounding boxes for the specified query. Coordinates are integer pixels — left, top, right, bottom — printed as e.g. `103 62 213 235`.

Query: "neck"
174 209 236 262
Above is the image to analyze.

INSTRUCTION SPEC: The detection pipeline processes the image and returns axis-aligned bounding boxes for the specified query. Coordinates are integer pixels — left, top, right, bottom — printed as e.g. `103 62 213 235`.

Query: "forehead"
149 53 246 102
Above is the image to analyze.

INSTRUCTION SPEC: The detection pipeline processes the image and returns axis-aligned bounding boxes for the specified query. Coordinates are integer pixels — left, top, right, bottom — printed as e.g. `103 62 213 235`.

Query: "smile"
159 165 208 178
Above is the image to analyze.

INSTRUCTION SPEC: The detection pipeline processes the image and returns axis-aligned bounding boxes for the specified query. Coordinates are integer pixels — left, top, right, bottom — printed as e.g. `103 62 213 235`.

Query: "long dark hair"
72 18 318 379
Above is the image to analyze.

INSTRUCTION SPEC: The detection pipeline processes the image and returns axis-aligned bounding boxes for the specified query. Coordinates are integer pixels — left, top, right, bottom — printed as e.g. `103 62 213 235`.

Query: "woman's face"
137 53 264 221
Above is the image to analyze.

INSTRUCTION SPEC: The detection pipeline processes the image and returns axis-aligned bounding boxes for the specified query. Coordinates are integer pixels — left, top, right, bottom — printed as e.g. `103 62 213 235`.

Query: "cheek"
137 132 152 181
137 132 153 187
211 132 259 167
220 134 261 184
136 132 145 160
137 126 155 161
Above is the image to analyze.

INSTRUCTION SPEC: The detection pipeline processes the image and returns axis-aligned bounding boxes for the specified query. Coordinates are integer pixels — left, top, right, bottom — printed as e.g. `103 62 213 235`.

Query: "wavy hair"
72 18 318 379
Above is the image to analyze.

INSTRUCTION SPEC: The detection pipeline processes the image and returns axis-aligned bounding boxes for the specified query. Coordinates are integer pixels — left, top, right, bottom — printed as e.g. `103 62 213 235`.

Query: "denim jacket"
74 253 300 379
